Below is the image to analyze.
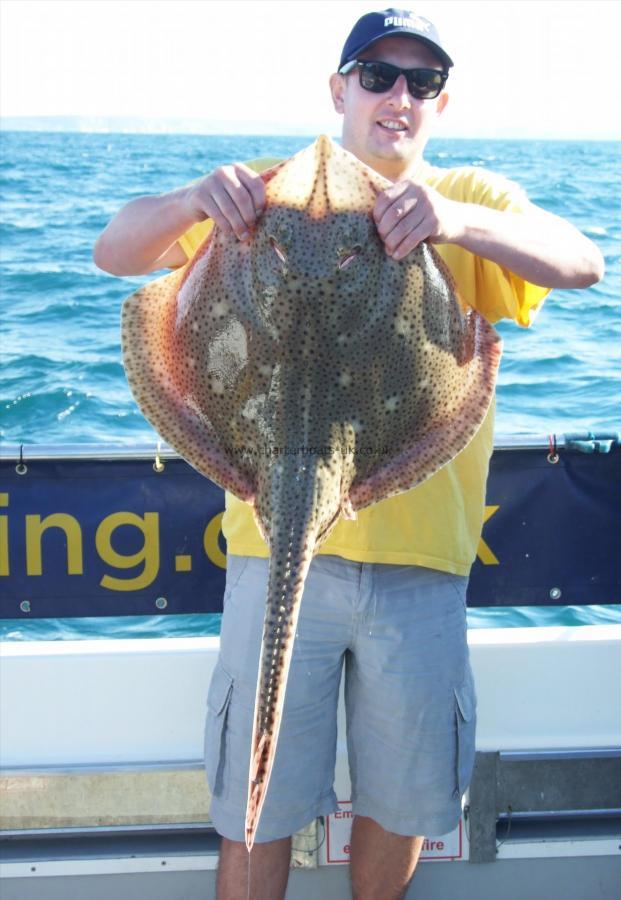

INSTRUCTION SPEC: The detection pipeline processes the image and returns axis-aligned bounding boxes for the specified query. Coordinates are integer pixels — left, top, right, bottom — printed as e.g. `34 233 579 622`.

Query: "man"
94 9 603 899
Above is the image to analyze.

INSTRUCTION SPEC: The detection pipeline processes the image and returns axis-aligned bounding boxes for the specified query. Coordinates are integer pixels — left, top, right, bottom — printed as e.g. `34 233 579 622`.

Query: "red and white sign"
320 800 465 865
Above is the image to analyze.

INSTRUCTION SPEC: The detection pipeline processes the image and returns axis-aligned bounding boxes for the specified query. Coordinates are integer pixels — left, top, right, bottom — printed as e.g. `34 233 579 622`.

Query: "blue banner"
1 441 619 618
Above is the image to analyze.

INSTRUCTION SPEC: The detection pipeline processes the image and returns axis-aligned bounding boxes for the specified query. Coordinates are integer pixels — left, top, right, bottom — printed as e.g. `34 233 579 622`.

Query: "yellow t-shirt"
177 157 550 576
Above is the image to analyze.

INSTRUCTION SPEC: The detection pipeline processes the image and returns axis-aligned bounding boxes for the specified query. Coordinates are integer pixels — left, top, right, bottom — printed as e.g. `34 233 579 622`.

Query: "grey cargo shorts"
204 554 477 842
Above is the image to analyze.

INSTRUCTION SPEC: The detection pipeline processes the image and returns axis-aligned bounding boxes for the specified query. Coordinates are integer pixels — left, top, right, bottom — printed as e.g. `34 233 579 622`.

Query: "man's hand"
94 161 268 275
373 178 603 288
184 163 266 241
373 181 460 260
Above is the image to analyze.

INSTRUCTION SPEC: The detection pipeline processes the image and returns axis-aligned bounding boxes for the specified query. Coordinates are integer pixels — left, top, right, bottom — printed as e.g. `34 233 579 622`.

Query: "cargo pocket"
204 662 234 797
453 675 477 798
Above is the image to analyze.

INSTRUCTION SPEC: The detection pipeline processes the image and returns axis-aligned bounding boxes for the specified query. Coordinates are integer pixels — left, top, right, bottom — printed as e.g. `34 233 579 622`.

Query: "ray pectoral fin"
350 414 474 510
350 331 502 510
121 268 255 501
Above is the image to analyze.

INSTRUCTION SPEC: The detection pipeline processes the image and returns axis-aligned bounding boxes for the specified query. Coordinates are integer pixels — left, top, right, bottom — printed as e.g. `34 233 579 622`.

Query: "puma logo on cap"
384 15 432 33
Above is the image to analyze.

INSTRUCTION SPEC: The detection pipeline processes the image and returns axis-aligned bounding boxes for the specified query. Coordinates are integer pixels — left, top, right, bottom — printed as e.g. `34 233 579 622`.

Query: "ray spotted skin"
121 135 502 850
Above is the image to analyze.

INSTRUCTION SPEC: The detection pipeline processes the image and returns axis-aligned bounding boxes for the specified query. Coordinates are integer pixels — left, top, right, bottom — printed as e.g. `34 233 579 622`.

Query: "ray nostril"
338 246 362 270
269 236 288 264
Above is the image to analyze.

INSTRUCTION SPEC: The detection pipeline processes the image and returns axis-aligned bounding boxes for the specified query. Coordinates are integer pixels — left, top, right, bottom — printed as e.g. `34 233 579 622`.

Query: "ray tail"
244 454 336 851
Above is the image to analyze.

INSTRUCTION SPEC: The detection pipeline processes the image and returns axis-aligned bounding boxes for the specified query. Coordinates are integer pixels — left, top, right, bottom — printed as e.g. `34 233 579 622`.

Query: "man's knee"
349 816 424 900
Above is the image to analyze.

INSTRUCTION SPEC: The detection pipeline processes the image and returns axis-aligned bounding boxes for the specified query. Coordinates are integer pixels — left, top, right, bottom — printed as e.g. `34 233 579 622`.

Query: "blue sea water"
1 131 620 640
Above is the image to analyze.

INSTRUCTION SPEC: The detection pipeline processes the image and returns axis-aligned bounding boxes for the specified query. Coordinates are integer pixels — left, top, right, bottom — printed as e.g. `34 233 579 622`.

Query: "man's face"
330 35 448 181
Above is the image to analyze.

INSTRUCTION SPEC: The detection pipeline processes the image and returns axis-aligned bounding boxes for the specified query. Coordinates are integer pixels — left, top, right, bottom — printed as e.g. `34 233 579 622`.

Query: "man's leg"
216 836 292 900
345 565 474 899
209 558 353 897
349 816 424 900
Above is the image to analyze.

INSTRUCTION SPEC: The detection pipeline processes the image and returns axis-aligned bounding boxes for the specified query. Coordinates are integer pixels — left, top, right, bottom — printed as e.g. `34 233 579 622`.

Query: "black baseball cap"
338 8 453 72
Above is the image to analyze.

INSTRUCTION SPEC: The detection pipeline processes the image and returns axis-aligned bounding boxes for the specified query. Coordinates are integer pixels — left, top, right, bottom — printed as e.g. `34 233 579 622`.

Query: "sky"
1 0 620 139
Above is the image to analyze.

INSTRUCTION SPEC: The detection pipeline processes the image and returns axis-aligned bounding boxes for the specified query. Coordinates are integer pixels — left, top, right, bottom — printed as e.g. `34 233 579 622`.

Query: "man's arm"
374 181 605 289
93 164 266 276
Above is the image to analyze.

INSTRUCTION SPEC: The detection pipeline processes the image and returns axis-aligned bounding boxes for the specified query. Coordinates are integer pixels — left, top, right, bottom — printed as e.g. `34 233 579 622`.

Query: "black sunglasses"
339 60 448 100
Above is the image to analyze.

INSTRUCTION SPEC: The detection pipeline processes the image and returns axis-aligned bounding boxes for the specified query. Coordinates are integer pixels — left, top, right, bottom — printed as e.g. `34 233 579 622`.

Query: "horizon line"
2 116 620 142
